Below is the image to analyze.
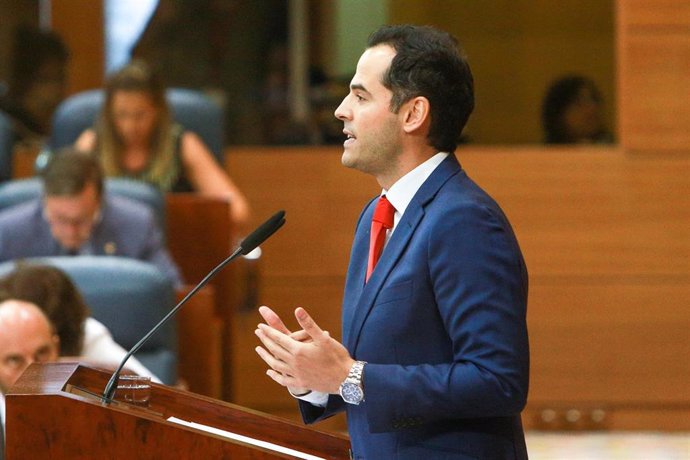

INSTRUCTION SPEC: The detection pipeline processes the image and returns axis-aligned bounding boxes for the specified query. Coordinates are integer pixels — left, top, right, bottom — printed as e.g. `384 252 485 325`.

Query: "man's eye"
5 356 24 368
35 348 54 362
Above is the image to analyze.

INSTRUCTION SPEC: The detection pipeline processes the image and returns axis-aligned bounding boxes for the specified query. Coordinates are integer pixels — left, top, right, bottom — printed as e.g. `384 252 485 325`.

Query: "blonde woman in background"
75 60 250 231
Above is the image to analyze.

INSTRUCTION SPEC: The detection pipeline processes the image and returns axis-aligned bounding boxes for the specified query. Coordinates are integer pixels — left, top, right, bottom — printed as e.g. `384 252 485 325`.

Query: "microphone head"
240 210 286 255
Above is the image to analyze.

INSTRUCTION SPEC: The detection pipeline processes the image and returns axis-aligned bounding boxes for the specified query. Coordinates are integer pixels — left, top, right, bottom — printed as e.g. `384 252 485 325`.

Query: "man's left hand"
255 306 354 394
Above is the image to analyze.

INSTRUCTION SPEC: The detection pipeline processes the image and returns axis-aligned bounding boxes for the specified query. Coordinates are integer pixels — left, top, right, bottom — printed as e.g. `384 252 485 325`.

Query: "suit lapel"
341 198 375 346
343 154 463 352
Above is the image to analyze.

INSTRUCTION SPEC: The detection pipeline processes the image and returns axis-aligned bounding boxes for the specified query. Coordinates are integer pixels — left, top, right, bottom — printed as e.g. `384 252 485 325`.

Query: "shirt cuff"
291 389 329 407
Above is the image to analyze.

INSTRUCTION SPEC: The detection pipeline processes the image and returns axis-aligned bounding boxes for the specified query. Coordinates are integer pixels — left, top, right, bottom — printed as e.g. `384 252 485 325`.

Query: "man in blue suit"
0 149 182 286
255 25 529 459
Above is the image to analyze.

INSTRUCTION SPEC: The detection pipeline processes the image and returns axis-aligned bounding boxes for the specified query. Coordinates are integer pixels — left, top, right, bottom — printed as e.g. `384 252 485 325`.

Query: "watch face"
340 382 364 404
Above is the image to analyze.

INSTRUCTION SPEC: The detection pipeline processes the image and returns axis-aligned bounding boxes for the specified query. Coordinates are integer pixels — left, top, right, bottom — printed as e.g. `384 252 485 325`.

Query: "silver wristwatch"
339 360 366 405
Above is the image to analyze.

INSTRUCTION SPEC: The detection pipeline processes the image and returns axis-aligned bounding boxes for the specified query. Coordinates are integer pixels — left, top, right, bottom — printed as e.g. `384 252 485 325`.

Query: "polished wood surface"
10 144 40 179
617 0 690 152
51 1 105 95
165 194 239 401
6 363 350 459
176 284 222 399
227 145 690 431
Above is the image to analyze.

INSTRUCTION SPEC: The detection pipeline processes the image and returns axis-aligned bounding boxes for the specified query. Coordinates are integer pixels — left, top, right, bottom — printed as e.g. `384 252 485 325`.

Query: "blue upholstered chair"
0 256 177 384
0 177 41 211
0 110 14 182
49 88 224 164
0 177 165 229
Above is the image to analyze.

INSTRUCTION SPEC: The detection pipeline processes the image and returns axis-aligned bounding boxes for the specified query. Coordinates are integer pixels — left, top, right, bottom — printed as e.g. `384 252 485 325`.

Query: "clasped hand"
254 306 354 395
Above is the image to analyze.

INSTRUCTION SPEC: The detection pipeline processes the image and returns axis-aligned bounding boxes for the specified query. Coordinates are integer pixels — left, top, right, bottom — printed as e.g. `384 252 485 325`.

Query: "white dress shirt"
82 317 161 383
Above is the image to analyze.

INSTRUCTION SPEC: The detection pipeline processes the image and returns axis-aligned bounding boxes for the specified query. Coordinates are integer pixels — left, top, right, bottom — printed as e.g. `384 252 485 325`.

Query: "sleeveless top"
96 123 194 193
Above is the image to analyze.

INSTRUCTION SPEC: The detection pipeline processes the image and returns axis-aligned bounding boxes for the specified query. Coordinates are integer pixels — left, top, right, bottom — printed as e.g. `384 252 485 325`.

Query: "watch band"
339 360 367 404
348 360 366 382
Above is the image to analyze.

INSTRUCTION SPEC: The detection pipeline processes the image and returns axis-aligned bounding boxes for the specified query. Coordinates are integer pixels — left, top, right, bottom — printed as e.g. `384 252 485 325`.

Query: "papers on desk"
167 416 325 460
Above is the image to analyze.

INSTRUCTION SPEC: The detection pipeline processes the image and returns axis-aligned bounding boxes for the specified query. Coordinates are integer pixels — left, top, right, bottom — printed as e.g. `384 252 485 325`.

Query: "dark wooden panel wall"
617 0 690 152
227 146 690 431
51 1 105 94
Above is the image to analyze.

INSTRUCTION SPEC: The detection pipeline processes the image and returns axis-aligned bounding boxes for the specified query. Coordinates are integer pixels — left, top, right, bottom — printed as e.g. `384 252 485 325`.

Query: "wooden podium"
5 363 350 459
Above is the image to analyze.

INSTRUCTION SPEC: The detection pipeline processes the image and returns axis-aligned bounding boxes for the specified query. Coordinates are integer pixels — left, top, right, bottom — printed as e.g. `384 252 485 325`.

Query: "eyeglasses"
43 207 102 229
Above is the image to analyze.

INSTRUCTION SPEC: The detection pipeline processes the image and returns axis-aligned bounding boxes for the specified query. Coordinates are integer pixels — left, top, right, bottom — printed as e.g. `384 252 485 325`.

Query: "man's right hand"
257 305 311 396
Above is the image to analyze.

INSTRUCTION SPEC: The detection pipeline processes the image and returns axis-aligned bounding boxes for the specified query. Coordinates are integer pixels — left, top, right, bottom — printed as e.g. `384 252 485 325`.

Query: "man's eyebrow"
350 83 369 93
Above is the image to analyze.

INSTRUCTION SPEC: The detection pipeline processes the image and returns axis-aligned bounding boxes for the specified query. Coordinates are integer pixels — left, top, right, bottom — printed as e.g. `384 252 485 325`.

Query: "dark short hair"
0 263 89 356
42 148 104 198
541 75 604 144
367 24 474 153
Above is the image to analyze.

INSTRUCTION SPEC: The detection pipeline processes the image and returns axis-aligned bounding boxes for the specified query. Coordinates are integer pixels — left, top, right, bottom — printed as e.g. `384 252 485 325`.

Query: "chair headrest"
0 177 42 211
0 177 165 229
0 256 175 351
49 88 224 164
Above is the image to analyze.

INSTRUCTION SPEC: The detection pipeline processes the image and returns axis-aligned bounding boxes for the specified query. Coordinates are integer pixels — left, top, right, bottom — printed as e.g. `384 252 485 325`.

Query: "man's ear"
402 96 430 134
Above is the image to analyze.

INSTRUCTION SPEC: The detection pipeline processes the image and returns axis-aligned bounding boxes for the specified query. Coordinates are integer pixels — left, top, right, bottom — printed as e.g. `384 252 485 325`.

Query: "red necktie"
366 195 395 282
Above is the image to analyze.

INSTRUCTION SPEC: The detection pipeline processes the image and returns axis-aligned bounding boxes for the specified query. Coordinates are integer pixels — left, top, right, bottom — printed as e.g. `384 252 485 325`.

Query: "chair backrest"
50 88 224 164
0 110 14 182
0 177 39 212
106 178 166 230
0 256 177 384
0 177 165 229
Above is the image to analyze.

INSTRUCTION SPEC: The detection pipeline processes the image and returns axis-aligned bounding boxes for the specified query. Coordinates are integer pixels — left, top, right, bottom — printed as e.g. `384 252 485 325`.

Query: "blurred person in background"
0 26 69 147
0 263 158 381
0 149 182 286
75 60 250 231
0 298 60 458
542 74 613 144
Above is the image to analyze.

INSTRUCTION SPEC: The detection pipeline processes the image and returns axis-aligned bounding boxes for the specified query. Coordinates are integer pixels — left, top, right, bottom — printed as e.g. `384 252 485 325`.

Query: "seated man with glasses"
0 148 182 286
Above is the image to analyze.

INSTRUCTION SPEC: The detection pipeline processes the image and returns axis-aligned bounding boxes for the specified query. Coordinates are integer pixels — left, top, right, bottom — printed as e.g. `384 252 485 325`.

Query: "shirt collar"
0 391 5 428
383 152 448 226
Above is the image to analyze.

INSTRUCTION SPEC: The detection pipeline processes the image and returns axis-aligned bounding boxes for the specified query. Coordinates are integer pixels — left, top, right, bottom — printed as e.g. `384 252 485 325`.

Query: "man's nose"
334 99 350 121
23 357 35 370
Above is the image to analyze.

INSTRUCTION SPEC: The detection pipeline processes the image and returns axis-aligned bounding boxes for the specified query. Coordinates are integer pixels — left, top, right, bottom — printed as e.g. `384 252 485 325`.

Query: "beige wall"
390 0 615 144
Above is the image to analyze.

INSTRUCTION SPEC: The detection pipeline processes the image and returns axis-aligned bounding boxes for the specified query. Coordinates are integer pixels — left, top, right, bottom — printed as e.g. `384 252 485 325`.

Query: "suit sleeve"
298 395 346 424
362 202 529 433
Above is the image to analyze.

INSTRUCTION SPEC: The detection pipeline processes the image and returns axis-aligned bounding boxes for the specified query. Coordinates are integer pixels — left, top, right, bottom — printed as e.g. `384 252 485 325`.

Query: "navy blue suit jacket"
300 154 529 459
0 196 182 286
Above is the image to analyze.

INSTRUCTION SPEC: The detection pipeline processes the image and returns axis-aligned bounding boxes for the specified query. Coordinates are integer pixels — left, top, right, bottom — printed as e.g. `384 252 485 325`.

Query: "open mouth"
343 130 355 147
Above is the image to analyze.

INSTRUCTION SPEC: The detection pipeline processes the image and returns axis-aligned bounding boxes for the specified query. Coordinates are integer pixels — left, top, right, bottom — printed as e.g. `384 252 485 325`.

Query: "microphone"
102 210 286 402
239 209 286 255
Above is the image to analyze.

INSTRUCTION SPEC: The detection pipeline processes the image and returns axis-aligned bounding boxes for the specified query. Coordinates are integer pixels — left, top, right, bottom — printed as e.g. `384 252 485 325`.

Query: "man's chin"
341 150 357 169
